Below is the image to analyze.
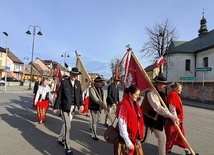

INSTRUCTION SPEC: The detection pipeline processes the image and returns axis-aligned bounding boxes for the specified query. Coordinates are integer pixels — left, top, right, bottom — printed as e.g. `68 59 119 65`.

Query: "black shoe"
66 149 73 155
58 140 65 146
185 151 199 155
104 123 109 127
92 136 99 141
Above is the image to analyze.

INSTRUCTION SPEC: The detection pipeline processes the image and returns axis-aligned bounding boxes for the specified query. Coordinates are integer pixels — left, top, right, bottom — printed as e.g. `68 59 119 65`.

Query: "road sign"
195 67 212 72
5 66 10 72
180 77 195 80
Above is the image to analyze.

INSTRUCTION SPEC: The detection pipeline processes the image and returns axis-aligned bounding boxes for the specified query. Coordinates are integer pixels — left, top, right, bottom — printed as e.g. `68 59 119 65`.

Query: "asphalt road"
0 86 214 155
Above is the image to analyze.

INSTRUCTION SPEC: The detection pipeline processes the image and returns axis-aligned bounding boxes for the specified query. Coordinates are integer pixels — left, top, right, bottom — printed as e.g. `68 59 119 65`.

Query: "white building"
163 14 214 103
164 14 214 83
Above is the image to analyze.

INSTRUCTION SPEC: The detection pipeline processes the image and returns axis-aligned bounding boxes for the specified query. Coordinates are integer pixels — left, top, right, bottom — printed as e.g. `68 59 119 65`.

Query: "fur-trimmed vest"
141 88 166 131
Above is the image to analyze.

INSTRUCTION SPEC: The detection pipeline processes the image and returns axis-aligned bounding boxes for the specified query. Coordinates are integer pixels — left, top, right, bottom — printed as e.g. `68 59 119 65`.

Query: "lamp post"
3 32 8 92
61 52 69 75
26 25 42 90
158 31 164 75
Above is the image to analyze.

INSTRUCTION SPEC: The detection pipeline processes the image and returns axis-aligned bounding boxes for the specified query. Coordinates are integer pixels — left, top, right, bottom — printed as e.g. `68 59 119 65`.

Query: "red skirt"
36 100 49 121
82 97 89 114
165 120 188 152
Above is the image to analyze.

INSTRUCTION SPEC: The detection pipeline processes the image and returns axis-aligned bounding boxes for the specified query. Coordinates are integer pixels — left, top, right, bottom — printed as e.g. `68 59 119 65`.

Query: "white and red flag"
156 56 166 68
123 48 152 92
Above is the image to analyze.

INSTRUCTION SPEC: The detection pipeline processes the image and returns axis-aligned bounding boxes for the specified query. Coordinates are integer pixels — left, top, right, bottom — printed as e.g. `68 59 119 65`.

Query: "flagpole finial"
75 50 81 57
126 44 131 51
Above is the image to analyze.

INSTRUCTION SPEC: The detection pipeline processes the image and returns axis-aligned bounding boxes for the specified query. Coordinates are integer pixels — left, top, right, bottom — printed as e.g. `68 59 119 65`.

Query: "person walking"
104 78 120 127
114 85 144 155
88 76 107 141
141 75 179 155
34 77 52 124
82 87 90 117
165 82 197 155
33 77 42 107
53 67 84 155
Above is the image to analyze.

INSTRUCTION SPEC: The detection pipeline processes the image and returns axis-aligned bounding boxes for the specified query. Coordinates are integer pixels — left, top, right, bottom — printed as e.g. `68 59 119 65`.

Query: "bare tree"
109 57 123 81
141 19 178 60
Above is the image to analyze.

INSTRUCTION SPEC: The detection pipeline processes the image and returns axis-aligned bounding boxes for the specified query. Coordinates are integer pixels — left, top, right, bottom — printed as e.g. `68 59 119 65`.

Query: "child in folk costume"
165 82 198 155
34 78 52 124
82 87 90 117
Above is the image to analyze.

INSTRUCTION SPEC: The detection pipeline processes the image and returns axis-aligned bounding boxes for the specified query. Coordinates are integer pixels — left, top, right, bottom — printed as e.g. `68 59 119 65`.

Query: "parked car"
1 77 20 82
0 80 5 86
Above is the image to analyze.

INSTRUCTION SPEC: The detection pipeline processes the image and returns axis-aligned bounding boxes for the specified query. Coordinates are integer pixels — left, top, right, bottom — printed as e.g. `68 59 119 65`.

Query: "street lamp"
26 25 42 90
61 52 69 75
3 32 8 92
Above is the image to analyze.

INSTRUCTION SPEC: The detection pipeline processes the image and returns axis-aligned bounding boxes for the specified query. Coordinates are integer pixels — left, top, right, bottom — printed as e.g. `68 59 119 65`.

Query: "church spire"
198 10 208 36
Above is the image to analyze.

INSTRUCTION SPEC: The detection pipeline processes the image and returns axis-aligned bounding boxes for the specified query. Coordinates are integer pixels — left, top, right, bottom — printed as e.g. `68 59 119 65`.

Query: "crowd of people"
32 68 198 155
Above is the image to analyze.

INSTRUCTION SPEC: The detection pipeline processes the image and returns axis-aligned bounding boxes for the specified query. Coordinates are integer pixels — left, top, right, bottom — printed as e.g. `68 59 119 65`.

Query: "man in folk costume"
104 77 121 127
88 76 107 140
114 85 144 155
141 75 179 155
53 67 84 155
34 77 52 124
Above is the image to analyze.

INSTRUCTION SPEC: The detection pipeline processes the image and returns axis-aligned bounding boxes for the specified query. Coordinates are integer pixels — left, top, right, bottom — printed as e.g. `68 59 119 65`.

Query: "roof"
168 29 214 54
0 47 5 52
145 63 157 72
7 49 24 64
33 63 44 73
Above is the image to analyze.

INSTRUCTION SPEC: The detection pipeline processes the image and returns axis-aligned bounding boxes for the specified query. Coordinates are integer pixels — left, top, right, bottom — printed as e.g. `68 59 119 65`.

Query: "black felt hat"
154 75 167 84
114 77 121 81
69 67 82 75
94 76 105 82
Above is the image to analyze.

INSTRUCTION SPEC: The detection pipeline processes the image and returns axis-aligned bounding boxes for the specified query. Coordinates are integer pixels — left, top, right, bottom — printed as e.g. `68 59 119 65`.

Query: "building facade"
163 14 214 103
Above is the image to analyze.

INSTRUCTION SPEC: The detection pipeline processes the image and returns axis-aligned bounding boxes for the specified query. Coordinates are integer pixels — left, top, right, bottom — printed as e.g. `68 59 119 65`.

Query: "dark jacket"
33 81 41 94
106 83 119 106
53 78 83 112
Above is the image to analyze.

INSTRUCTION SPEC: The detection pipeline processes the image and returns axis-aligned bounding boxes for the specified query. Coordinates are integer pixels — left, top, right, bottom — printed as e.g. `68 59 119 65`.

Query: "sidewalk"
0 85 32 93
183 99 214 110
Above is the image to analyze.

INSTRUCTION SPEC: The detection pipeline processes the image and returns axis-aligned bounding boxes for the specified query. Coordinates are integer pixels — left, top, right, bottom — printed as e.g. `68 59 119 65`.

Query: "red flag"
124 51 151 92
156 56 165 68
54 65 62 94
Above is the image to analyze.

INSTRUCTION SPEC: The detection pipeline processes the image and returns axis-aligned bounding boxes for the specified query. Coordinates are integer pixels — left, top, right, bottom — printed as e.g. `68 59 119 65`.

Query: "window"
185 59 191 71
0 52 2 57
203 57 208 67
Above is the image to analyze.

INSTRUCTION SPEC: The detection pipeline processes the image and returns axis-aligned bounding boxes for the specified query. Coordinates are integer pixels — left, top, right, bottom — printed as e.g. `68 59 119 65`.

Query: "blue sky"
0 0 213 78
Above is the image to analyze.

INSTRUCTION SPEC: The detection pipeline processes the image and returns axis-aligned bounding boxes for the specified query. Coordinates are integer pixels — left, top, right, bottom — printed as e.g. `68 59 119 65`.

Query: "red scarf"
116 96 144 143
167 91 184 121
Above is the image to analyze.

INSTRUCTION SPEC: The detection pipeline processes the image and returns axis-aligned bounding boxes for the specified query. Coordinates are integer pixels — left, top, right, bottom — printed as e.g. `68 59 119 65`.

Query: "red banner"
54 65 62 94
124 52 151 92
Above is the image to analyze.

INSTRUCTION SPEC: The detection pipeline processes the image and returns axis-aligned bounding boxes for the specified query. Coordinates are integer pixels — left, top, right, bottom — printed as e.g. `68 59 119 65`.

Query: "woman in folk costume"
34 77 52 124
32 77 42 107
114 85 144 155
165 82 195 155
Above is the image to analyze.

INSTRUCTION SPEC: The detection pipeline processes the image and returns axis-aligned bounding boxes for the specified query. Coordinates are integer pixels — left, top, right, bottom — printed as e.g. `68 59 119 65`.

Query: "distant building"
163 13 214 103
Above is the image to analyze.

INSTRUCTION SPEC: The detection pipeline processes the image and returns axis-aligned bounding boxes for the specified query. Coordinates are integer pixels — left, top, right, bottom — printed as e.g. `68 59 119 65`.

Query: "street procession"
1 1 214 155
